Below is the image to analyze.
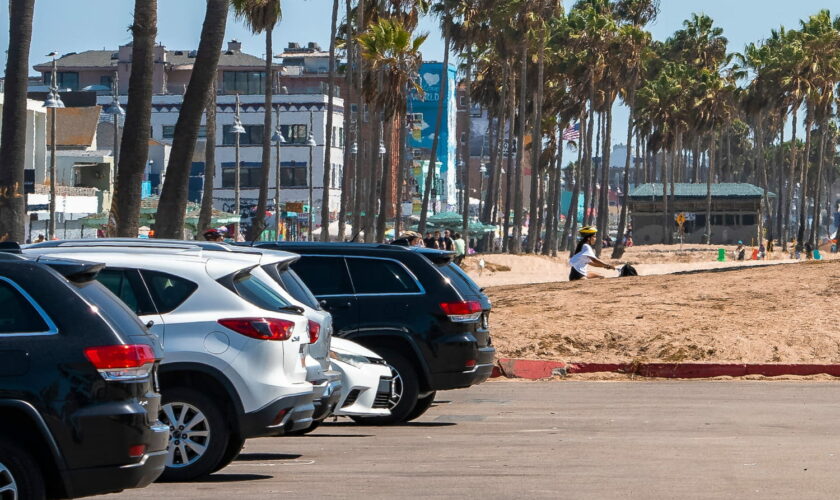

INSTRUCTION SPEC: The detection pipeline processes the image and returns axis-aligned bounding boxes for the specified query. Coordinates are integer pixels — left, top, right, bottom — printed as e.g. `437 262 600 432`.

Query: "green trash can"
717 248 726 262
814 249 822 260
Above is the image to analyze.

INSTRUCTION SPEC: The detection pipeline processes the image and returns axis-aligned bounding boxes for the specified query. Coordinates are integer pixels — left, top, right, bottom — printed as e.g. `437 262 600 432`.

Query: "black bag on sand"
619 264 638 277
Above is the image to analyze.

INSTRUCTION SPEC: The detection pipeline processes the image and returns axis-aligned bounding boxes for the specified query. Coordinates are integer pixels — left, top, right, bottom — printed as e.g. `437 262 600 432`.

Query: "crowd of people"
391 229 468 265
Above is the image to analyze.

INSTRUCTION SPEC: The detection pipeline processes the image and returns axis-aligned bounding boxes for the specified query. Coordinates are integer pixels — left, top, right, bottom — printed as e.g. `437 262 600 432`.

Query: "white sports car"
330 338 393 417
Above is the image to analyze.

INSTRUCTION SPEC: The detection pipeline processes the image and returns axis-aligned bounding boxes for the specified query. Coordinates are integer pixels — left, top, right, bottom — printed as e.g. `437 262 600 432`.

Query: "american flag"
562 123 580 141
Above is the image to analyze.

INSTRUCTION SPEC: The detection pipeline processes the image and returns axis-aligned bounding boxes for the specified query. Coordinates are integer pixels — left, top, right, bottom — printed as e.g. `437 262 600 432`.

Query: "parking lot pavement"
107 380 840 499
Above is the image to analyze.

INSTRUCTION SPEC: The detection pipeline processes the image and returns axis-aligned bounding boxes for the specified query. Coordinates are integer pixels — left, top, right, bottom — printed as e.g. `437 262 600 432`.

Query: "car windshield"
232 272 292 311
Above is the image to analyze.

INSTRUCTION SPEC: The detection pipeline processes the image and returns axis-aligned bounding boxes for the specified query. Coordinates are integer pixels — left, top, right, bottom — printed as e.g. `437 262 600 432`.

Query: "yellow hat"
579 226 598 235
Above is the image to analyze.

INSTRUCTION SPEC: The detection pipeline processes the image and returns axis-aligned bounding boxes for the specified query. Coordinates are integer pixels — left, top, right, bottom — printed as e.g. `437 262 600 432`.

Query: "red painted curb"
492 358 840 380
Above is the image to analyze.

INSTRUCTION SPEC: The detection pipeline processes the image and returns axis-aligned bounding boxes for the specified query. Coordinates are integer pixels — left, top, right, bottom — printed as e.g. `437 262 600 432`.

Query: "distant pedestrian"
453 232 466 265
392 231 421 247
423 232 438 249
569 226 616 281
735 241 746 261
34 234 45 243
203 229 224 242
805 241 813 260
441 229 455 251
759 242 766 260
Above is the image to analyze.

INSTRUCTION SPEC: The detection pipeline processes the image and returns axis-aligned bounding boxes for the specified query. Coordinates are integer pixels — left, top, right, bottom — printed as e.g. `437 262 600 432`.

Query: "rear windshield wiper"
277 305 305 314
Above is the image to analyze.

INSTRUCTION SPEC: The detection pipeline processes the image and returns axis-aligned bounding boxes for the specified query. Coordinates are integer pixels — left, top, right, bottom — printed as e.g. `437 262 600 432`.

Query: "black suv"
249 242 495 424
0 248 168 498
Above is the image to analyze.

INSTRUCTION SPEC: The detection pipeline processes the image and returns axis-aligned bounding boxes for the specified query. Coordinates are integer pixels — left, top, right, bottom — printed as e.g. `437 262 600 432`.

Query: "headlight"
330 350 370 368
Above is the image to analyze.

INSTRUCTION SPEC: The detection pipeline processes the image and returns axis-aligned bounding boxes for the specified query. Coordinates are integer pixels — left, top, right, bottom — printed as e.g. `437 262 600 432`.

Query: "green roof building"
627 183 773 245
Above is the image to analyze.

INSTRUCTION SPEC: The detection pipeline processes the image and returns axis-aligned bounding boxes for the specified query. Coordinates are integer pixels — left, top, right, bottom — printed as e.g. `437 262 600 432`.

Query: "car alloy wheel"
160 402 211 468
385 363 404 411
0 462 17 500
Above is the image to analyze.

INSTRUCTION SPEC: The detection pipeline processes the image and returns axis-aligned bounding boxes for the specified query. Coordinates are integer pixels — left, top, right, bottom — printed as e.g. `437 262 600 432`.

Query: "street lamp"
271 110 287 241
231 93 246 237
306 129 317 241
103 72 124 176
478 164 488 216
43 53 65 240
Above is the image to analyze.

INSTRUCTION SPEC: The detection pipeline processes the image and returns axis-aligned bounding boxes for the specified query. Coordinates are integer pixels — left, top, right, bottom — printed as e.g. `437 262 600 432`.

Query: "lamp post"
104 72 124 176
306 130 317 241
43 54 65 240
231 93 246 237
271 109 287 241
478 164 488 217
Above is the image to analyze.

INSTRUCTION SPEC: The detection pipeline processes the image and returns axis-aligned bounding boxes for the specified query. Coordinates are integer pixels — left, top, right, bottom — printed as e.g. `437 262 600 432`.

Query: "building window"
711 214 723 225
163 125 206 139
741 214 756 226
223 124 263 145
280 161 308 187
100 75 113 88
221 162 262 188
350 103 358 123
725 214 738 226
222 71 266 95
44 71 79 91
279 124 308 145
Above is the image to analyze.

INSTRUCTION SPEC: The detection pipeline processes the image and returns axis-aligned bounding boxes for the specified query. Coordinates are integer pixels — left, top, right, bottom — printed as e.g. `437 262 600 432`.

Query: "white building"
0 94 47 184
98 92 345 228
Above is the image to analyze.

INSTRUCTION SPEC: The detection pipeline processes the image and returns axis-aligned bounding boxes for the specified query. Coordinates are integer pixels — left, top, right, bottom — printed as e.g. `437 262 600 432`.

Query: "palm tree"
0 0 35 242
320 0 340 241
197 80 217 233
155 0 229 239
358 17 427 242
232 0 281 241
111 0 158 238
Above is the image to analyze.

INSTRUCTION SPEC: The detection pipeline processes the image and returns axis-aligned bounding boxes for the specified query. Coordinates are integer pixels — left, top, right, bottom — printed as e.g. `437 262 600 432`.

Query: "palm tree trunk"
796 110 813 250
198 79 217 233
155 0 228 239
461 50 474 240
526 30 546 254
395 109 408 238
567 141 584 256
376 117 392 243
661 146 669 244
595 105 612 256
337 0 354 242
0 0 35 242
810 122 826 246
705 130 716 244
613 82 636 259
549 128 564 255
365 110 381 242
582 78 595 227
785 107 798 249
249 27 274 241
588 110 601 226
320 0 340 241
483 69 506 224
418 26 449 234
775 110 785 250
502 72 516 252
511 38 528 254
110 0 157 238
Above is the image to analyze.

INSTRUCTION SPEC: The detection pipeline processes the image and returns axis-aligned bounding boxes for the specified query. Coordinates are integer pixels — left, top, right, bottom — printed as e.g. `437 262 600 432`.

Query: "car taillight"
128 444 147 458
83 344 156 381
218 318 295 341
308 320 320 344
439 301 482 322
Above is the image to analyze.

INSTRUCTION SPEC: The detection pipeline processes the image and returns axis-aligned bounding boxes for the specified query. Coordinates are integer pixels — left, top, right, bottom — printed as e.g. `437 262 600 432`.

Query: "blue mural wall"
408 62 458 207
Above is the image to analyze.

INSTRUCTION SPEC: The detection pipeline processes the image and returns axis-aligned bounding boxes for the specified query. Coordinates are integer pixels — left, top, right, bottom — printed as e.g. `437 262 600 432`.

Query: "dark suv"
0 248 168 498
249 242 495 424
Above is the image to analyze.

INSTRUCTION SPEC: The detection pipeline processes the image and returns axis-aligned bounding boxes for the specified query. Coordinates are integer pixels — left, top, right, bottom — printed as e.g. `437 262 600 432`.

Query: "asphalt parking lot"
106 380 840 499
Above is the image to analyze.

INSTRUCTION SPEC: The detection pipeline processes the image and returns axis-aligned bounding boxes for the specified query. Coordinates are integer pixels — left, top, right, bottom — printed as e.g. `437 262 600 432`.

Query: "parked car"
0 246 168 498
31 239 343 434
24 243 315 481
330 337 393 418
247 242 496 424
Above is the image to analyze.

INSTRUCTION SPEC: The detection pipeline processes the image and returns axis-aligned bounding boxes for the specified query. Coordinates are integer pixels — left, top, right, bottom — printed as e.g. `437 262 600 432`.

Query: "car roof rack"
30 238 265 255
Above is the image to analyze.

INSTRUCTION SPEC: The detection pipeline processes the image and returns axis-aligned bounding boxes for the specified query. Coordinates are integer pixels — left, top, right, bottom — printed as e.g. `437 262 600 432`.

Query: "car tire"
404 390 437 422
212 434 245 473
158 387 230 482
350 349 419 425
0 437 46 500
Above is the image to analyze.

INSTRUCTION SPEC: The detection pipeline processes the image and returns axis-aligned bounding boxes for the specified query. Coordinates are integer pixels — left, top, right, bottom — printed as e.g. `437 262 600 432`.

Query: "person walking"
453 232 466 266
424 232 439 249
441 229 455 251
569 226 616 281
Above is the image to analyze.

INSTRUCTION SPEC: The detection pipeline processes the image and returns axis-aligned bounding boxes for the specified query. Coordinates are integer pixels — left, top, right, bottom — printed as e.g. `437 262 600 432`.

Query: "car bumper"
428 341 496 390
62 424 169 498
311 371 343 422
239 390 315 438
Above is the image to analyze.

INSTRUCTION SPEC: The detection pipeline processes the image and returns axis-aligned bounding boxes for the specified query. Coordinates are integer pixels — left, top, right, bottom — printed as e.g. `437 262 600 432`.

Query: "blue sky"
0 0 835 147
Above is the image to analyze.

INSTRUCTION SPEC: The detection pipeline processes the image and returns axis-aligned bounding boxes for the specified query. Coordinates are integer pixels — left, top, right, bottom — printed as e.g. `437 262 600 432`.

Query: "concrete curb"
491 358 840 380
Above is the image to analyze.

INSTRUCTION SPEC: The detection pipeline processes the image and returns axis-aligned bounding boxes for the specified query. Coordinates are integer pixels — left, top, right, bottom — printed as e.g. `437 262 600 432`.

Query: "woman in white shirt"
569 226 616 280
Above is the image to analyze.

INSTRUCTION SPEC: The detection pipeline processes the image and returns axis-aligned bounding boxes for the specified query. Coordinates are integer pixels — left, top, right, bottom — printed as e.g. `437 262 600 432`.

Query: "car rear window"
232 272 291 311
140 270 198 314
74 280 149 337
0 279 51 334
276 268 320 310
437 263 482 297
346 258 421 294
